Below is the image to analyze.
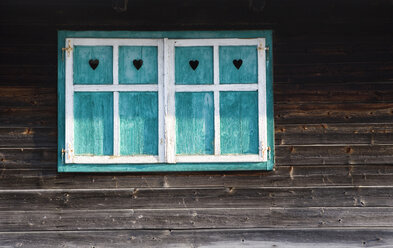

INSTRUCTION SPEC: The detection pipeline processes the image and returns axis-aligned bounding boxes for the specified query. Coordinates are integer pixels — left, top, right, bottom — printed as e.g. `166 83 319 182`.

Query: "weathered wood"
0 65 56 86
2 165 393 189
274 62 393 83
0 87 56 107
275 102 393 124
0 229 391 248
0 128 56 148
1 207 393 231
274 82 393 104
0 45 57 66
0 106 56 128
0 149 56 169
1 187 393 211
276 145 393 165
275 123 393 145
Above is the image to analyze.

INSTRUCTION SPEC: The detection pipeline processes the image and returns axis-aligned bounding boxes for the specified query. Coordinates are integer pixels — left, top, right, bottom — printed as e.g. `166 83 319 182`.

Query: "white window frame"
64 38 267 164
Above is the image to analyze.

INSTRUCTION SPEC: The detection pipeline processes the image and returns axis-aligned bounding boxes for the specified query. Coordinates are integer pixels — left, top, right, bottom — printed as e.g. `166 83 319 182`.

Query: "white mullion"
164 39 176 163
113 45 119 85
258 38 268 161
213 45 220 86
65 38 75 163
157 39 165 162
73 38 160 46
214 91 220 155
176 155 263 163
74 155 160 164
213 45 220 155
113 45 120 156
175 84 258 92
174 39 259 47
113 92 120 156
74 84 159 92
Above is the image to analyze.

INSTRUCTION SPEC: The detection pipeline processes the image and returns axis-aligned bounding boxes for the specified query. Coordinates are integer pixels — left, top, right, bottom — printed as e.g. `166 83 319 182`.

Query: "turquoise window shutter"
220 91 259 155
219 46 258 84
119 92 159 156
175 92 215 155
119 46 158 84
74 92 114 156
73 46 113 84
58 31 274 172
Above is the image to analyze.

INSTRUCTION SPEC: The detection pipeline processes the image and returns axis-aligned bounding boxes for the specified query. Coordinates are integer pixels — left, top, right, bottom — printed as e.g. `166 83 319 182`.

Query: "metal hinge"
61 145 74 163
267 146 271 160
62 40 73 60
260 143 271 160
61 148 66 163
258 45 269 52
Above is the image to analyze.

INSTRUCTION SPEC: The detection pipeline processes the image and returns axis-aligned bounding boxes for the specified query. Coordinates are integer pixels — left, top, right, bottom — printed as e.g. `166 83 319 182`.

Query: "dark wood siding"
0 0 392 246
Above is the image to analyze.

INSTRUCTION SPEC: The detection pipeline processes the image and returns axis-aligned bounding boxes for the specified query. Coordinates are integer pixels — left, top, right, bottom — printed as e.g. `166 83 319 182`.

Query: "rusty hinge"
61 148 66 163
260 145 271 160
258 45 269 52
62 40 73 60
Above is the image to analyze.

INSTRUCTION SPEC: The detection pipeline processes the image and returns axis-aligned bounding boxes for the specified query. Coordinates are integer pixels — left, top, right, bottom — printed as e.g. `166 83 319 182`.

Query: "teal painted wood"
58 30 274 172
59 162 267 172
175 46 213 85
59 30 273 39
220 91 259 154
74 92 113 155
219 46 258 84
119 92 158 155
119 46 158 84
73 46 113 84
175 92 214 155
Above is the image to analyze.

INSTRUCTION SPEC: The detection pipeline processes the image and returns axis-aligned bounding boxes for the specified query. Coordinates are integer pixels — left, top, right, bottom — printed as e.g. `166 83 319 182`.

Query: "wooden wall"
0 0 392 246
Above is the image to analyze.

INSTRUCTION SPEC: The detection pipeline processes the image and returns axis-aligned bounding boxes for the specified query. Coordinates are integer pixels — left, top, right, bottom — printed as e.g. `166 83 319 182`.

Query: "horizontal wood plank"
0 128 56 148
275 123 393 145
1 165 393 189
0 87 56 107
1 207 393 231
276 145 393 165
2 187 393 211
0 229 391 248
274 82 393 104
275 102 393 124
0 106 56 128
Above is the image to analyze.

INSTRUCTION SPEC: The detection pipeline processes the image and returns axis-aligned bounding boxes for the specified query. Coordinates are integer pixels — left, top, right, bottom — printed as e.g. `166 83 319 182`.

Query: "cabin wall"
0 0 392 246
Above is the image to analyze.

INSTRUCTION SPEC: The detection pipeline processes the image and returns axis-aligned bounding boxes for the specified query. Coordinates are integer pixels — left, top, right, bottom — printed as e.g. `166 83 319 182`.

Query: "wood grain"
2 207 393 231
0 229 391 248
0 0 392 244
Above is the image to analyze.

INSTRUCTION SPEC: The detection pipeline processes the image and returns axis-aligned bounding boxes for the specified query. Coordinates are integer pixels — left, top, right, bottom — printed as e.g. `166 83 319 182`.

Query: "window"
58 31 274 172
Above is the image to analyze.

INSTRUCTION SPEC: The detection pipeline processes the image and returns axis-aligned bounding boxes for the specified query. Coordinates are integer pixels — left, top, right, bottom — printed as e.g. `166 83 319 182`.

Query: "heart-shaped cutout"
133 59 143 70
233 59 243 70
89 59 99 70
189 60 199 71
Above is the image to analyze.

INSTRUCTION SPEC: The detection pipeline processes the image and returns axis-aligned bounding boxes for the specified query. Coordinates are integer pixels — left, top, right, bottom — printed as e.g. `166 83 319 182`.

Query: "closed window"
58 31 274 172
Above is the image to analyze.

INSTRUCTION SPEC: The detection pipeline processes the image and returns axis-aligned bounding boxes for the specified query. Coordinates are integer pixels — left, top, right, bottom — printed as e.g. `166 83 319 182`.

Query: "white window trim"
64 38 267 164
